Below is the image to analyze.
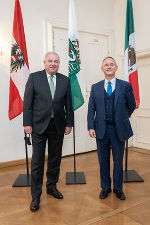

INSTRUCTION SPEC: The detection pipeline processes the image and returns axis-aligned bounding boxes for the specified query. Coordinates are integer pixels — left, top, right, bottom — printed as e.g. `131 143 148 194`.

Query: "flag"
124 0 140 108
69 0 84 111
9 0 29 120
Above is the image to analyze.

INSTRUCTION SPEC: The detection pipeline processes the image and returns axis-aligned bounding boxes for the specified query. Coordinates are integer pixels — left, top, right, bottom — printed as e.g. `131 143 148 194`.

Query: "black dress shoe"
30 197 40 212
99 188 111 199
47 187 64 199
113 189 126 200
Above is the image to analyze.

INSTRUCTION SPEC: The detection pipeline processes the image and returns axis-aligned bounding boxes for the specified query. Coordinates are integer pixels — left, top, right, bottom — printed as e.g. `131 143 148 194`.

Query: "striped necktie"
49 75 55 99
48 75 55 118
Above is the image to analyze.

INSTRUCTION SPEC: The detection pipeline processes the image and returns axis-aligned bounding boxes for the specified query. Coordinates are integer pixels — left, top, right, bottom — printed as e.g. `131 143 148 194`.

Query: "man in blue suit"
87 57 136 200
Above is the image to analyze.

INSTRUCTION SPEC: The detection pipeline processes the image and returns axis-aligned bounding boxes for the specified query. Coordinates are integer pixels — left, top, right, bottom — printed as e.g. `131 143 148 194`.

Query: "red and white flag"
9 0 29 120
124 0 140 108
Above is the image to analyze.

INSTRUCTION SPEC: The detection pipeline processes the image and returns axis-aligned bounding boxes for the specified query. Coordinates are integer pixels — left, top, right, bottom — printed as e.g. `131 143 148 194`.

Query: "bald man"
87 57 136 200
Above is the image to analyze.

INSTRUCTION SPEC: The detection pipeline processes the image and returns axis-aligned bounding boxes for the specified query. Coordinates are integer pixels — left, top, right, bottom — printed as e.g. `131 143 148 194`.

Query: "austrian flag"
9 0 29 120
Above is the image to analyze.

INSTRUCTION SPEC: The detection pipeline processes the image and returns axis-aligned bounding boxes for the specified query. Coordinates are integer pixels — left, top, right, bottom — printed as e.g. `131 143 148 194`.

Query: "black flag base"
123 170 144 182
66 172 86 184
12 133 31 187
12 174 31 187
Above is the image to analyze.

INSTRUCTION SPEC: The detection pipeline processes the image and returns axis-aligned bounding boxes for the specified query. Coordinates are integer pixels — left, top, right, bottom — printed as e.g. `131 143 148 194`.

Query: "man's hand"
24 126 32 134
65 127 72 135
89 129 96 138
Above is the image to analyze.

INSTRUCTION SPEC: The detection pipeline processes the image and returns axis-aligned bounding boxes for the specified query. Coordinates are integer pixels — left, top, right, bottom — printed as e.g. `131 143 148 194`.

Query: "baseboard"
62 149 97 158
0 147 149 169
129 147 150 155
0 150 98 169
0 155 48 169
0 158 31 169
0 150 97 169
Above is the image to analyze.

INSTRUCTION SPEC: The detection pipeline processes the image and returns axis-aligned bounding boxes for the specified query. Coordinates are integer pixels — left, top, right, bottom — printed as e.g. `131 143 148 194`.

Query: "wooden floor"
0 147 150 225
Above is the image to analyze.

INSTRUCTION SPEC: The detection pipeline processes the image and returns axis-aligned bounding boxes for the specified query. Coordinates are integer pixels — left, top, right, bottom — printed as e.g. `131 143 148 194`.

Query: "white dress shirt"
104 77 116 93
46 73 56 88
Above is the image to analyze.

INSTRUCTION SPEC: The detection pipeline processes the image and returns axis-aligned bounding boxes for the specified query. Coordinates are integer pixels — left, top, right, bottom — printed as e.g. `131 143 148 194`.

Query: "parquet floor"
0 147 150 225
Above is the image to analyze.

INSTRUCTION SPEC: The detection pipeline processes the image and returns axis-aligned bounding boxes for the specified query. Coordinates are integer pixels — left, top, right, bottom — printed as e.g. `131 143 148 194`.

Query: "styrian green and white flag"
69 0 84 111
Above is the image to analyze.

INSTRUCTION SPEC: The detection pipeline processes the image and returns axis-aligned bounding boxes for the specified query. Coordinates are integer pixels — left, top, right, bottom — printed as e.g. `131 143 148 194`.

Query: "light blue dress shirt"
104 77 116 93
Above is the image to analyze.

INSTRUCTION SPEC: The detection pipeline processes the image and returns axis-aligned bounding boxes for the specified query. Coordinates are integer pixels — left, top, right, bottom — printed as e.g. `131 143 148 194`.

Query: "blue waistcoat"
104 90 115 125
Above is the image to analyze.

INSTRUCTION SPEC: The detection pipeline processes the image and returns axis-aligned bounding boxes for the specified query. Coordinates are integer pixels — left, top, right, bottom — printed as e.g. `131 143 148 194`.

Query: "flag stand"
123 140 144 182
66 119 86 184
12 132 31 187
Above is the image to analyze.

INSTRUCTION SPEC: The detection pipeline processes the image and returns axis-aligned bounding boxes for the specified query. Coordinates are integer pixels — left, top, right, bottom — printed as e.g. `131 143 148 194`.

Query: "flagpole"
66 112 86 184
12 132 31 187
66 0 86 184
125 140 128 172
123 0 143 183
24 132 30 175
10 0 31 187
73 126 76 174
123 138 144 182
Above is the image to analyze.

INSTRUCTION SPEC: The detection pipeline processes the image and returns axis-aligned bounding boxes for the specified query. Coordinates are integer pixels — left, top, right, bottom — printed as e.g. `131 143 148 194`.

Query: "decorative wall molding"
119 48 150 60
44 19 114 38
44 19 115 57
133 114 150 148
136 49 150 59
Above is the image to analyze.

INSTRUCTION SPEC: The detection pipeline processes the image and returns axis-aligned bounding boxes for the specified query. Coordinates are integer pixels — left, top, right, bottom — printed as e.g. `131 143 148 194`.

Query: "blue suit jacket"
87 79 136 141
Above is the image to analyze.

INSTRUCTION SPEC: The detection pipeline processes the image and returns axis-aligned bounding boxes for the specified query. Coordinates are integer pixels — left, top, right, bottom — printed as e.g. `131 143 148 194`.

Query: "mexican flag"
9 0 30 120
124 0 140 108
69 0 84 111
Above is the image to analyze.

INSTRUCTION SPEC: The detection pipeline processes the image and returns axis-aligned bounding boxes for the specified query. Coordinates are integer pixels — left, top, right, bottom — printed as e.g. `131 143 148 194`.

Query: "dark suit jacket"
23 70 74 135
87 78 136 141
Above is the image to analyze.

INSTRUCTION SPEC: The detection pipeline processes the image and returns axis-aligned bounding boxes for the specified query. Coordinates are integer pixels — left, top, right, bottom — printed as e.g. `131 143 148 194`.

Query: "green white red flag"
9 0 29 120
124 0 140 108
69 0 84 111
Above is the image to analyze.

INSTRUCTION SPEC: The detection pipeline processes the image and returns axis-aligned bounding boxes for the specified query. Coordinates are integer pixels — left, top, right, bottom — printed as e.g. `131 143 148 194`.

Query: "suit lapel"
115 78 121 108
96 79 121 113
40 70 52 100
98 80 104 100
54 73 63 101
40 71 64 101
97 80 105 113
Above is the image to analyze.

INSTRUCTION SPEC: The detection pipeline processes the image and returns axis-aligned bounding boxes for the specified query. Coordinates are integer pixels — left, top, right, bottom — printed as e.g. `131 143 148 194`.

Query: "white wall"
0 0 115 162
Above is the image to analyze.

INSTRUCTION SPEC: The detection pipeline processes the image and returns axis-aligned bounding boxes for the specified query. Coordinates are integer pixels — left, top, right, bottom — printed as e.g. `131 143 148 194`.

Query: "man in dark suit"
23 52 74 212
87 57 136 200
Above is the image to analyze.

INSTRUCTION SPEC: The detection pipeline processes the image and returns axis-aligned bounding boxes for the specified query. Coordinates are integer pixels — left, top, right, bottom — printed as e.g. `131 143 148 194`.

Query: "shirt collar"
105 77 116 85
46 73 56 79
